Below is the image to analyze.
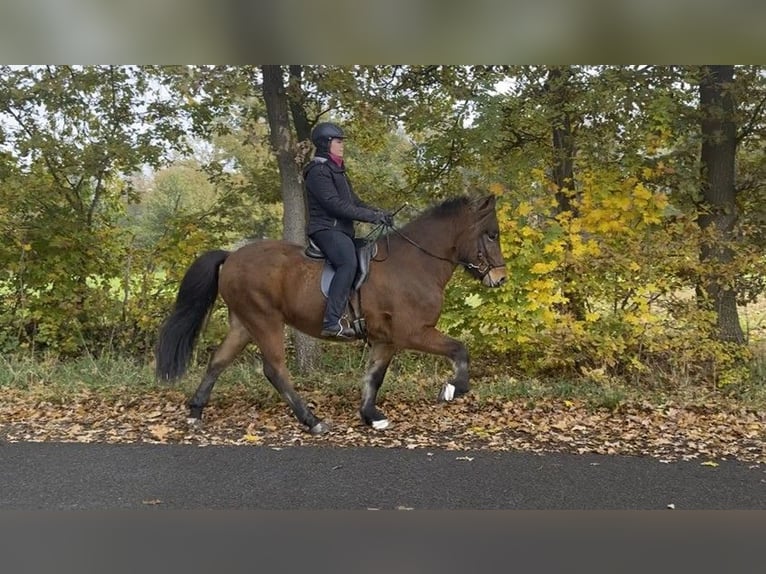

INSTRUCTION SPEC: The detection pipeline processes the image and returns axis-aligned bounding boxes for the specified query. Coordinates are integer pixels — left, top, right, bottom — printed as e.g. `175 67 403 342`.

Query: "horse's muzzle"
482 266 508 288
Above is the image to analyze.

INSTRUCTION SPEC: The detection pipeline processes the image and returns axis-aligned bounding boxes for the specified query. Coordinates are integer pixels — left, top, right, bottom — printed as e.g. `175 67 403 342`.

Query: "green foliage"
0 66 285 358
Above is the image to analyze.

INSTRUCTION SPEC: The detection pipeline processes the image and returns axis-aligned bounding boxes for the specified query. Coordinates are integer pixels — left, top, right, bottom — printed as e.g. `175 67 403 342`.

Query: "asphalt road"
2 442 765 510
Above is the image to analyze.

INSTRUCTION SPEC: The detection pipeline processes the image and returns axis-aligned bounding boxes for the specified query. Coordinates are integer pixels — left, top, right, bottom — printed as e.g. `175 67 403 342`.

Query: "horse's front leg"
406 327 469 402
359 342 396 429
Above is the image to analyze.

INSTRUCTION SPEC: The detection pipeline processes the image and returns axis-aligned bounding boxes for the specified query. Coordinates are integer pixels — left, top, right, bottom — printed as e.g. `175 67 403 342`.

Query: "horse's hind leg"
252 320 329 435
187 313 250 424
359 342 396 430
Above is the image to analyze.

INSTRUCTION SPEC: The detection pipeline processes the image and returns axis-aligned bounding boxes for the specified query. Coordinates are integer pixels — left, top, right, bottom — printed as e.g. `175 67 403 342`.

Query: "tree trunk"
698 65 745 344
261 65 320 372
546 66 585 321
288 65 311 141
548 66 577 215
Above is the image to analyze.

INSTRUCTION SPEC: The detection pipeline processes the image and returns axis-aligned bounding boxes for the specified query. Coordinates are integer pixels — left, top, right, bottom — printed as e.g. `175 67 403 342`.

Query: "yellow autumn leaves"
452 167 684 374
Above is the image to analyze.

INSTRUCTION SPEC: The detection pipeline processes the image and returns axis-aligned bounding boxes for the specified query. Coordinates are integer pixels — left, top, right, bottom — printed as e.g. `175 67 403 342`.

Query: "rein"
387 226 458 266
371 223 499 279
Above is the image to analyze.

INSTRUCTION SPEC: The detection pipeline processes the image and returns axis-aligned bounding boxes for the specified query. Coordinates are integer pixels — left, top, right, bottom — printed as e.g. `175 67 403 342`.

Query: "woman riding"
302 122 393 339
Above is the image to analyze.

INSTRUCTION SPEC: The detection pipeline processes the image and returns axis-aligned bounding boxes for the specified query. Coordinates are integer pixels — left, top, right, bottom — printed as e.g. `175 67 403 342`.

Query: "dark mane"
415 196 471 222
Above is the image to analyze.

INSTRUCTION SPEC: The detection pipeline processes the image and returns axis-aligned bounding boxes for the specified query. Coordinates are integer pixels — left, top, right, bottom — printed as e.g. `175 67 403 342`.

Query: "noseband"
462 233 504 280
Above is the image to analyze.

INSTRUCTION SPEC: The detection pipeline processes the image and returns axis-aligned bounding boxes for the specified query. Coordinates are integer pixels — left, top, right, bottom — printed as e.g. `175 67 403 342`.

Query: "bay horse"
155 194 507 434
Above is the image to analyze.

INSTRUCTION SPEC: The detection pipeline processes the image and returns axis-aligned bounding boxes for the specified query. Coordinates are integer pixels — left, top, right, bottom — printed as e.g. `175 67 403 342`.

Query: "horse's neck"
403 217 459 257
396 217 461 285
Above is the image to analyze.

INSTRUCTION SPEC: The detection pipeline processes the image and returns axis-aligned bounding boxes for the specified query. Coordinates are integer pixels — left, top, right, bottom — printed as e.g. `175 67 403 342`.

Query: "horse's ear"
472 194 496 213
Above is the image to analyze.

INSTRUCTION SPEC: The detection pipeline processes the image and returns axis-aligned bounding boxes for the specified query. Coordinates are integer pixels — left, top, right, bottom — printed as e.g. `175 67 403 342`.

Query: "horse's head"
459 194 508 288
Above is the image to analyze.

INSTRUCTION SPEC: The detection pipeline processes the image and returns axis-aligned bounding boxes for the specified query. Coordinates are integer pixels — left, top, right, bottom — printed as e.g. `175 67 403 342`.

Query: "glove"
375 211 394 227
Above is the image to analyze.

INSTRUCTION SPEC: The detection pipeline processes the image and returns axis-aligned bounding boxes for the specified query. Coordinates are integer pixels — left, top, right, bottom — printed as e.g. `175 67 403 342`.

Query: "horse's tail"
155 249 231 382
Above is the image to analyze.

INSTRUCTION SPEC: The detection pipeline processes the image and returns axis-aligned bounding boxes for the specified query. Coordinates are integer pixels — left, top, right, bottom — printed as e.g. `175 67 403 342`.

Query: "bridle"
467 232 505 279
374 224 503 281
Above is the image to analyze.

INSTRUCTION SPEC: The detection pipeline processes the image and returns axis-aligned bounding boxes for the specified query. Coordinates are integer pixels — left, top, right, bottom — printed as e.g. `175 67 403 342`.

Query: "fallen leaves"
148 424 173 441
1 386 765 464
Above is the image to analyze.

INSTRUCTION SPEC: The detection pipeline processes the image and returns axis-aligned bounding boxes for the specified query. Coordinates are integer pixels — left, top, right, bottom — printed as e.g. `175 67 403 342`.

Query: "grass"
2 338 764 416
0 353 157 401
471 376 628 410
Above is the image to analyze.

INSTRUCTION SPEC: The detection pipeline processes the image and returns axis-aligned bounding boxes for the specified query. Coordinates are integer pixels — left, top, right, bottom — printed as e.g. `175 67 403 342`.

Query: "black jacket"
303 154 380 237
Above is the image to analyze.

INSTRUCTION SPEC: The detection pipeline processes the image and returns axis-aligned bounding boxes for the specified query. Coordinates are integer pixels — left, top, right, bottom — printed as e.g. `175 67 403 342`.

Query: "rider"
303 121 393 339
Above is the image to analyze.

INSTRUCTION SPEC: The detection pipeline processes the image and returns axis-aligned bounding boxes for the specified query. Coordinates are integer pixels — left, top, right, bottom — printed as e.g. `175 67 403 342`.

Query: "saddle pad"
320 263 335 298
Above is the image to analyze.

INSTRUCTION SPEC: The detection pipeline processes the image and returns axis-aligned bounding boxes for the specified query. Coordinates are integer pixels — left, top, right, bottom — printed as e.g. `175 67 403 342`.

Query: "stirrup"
351 316 366 338
321 323 355 339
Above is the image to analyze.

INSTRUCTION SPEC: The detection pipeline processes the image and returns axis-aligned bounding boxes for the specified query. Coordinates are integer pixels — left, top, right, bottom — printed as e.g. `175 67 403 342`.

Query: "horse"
155 194 508 434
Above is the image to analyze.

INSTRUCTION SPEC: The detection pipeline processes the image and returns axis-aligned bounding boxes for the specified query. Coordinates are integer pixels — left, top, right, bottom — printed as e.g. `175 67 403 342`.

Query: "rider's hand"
376 211 394 227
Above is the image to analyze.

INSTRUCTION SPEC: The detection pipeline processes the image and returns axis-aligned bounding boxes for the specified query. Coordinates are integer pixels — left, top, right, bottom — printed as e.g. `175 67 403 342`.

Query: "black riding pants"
309 229 358 329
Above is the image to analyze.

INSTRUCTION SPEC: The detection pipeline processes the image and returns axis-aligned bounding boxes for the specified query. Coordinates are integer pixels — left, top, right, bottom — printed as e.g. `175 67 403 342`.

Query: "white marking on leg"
310 421 331 435
187 417 202 427
443 383 455 401
372 419 390 430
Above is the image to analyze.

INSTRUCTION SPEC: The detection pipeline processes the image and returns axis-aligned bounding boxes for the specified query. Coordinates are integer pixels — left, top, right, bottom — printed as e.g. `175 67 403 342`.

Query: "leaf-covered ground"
2 386 764 464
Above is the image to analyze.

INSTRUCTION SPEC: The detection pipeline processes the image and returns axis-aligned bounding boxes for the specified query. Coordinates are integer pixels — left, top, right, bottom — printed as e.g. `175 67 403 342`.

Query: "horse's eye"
487 231 498 242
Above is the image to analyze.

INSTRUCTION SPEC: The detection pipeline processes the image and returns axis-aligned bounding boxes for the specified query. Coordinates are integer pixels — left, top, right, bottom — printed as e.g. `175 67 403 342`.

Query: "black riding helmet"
311 122 345 153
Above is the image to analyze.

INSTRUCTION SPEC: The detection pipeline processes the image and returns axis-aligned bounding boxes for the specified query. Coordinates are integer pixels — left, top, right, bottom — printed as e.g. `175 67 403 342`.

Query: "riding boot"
321 318 356 339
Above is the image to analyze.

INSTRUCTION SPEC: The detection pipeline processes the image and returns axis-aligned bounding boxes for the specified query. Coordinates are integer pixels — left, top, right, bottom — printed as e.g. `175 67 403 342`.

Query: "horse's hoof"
371 418 390 430
360 408 390 430
439 383 456 401
309 421 331 435
186 417 203 428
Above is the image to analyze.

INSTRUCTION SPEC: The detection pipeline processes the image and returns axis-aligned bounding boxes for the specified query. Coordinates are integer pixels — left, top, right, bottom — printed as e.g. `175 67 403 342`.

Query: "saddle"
304 239 378 338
